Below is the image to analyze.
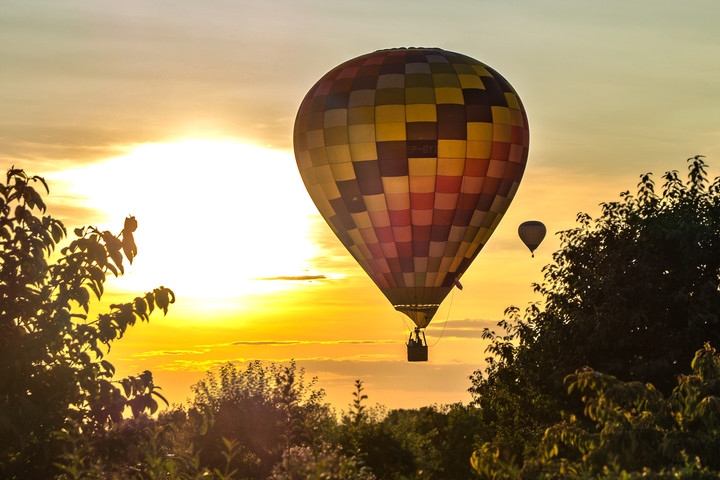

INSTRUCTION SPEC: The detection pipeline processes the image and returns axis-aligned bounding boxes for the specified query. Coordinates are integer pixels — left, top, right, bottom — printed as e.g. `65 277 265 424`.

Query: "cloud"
426 318 501 339
227 339 397 347
154 354 479 374
252 271 346 285
153 353 400 373
154 359 232 372
41 202 108 229
430 318 499 329
254 275 328 281
132 349 209 357
291 358 486 400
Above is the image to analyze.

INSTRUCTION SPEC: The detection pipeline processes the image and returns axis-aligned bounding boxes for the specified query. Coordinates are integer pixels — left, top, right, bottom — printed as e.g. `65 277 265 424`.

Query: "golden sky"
2 0 719 410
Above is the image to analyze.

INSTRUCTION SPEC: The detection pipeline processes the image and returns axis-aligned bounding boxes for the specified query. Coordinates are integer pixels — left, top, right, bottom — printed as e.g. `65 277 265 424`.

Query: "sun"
47 140 333 301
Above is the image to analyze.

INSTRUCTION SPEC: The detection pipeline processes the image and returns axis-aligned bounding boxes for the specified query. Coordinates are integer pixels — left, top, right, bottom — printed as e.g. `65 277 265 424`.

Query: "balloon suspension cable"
396 308 414 342
429 288 455 347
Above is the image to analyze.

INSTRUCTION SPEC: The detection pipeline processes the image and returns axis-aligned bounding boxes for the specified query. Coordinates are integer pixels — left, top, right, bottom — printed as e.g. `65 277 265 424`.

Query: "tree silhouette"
470 155 720 459
0 168 174 478
472 344 720 478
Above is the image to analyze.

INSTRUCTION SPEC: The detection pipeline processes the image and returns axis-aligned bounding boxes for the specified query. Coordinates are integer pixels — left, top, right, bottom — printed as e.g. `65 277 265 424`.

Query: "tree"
0 168 174 478
270 443 376 480
330 380 416 480
471 344 720 479
469 156 720 457
186 360 333 479
381 403 486 479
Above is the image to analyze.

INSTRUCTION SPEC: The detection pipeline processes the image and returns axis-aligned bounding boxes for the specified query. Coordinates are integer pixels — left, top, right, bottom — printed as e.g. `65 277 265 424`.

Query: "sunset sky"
2 0 719 410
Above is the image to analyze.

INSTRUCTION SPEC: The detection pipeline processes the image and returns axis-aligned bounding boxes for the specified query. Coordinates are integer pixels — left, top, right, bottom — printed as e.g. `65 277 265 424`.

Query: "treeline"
2 156 720 479
58 363 486 479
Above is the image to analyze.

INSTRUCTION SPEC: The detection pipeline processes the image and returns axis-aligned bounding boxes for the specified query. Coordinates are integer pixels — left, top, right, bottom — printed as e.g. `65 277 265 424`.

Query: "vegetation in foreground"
1 155 719 479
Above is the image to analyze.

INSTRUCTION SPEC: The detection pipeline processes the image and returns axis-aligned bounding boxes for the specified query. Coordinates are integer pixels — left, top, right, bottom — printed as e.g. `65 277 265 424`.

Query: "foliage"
0 168 174 478
184 372 488 480
349 379 369 425
330 381 486 479
381 403 486 479
51 371 489 480
471 344 720 479
270 443 376 480
329 380 413 479
186 360 333 478
54 410 250 479
469 156 720 457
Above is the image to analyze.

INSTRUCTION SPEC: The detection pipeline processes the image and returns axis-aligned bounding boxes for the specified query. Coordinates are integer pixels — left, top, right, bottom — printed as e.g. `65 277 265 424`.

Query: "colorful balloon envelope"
293 48 529 328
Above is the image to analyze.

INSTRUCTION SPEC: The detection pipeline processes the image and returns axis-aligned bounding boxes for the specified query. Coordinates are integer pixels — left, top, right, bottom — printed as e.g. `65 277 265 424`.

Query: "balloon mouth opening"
394 304 440 328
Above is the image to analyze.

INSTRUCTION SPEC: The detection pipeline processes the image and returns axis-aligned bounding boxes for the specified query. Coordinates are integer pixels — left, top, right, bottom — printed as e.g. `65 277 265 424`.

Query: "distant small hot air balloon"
293 47 530 361
518 221 546 257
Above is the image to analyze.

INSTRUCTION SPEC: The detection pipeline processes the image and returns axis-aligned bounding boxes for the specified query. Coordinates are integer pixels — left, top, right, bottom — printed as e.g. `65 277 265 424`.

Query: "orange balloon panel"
293 48 529 328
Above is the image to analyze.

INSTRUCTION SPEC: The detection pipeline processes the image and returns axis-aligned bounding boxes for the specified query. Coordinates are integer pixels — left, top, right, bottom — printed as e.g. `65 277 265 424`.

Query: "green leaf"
87 281 102 300
100 360 115 376
149 397 159 414
144 291 155 315
122 231 137 264
133 296 147 318
75 286 90 312
154 287 169 314
123 215 138 233
152 389 169 406
121 378 132 397
33 175 49 194
51 222 65 243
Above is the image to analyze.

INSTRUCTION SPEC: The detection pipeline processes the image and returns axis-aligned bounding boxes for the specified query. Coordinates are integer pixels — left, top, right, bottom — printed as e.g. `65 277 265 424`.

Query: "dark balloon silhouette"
518 220 546 257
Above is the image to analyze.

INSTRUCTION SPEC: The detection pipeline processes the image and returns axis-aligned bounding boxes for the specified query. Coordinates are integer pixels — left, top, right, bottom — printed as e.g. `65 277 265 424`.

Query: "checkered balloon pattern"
293 48 529 328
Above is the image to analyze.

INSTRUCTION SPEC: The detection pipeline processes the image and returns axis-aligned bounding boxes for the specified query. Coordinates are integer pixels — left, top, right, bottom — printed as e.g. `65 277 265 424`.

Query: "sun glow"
48 140 331 301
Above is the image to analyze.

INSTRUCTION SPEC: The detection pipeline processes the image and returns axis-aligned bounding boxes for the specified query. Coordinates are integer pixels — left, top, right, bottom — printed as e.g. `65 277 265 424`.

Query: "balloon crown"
374 46 443 52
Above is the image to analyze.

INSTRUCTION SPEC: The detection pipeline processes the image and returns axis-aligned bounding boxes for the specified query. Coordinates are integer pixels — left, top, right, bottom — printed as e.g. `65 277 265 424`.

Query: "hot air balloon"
293 48 529 361
518 220 546 257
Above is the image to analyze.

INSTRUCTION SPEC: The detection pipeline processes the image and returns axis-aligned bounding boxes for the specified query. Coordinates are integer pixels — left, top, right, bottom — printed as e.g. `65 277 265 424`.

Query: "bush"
270 443 376 480
185 360 333 478
472 344 720 479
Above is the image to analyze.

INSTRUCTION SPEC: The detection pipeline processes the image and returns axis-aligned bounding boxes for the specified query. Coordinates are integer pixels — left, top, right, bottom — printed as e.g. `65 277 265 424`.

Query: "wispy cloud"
252 271 346 284
227 339 398 347
155 359 233 372
154 353 401 372
134 333 487 361
254 275 328 281
132 349 209 357
431 318 498 329
426 318 500 339
129 340 400 365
